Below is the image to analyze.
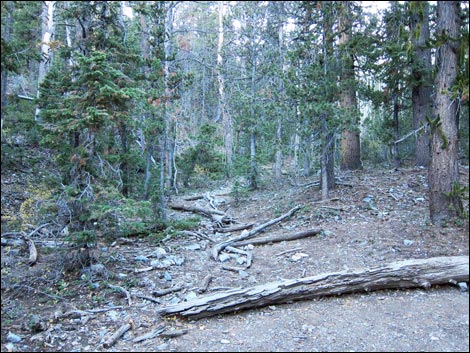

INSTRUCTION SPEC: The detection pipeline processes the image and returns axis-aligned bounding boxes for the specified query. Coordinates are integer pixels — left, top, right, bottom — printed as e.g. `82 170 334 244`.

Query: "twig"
153 285 184 297
275 247 303 256
134 294 161 304
159 329 188 338
108 284 132 306
133 325 166 343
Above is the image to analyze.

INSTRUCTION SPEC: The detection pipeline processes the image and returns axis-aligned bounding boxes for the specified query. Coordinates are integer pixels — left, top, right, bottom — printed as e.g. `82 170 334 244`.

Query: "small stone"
220 339 230 344
219 253 231 262
184 291 197 301
458 282 468 292
239 270 249 279
291 252 309 261
185 244 201 251
134 255 149 262
163 271 172 281
152 247 167 259
7 332 22 343
403 239 414 246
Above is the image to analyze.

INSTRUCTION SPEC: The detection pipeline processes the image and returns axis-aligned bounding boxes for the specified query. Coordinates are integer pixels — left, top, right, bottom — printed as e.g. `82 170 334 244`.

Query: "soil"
1 163 469 352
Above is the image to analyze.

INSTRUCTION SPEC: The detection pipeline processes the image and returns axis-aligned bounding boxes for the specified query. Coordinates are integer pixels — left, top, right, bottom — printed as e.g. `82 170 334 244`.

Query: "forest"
1 1 469 352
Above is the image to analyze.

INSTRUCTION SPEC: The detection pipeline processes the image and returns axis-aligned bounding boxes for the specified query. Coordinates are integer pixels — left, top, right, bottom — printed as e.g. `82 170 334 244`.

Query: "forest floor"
1 155 469 352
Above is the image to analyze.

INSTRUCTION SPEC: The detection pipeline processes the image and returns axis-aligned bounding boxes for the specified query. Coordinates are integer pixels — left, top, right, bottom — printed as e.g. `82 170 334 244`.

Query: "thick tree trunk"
158 256 469 319
339 1 362 171
429 1 463 223
217 1 233 177
410 1 432 167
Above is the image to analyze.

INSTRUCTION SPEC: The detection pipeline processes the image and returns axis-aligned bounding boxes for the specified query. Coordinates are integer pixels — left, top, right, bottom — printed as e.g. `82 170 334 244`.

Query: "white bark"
35 1 56 121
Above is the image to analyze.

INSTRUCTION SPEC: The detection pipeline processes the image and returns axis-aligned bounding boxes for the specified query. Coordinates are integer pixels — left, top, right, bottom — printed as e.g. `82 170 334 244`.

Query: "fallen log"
212 205 302 260
169 204 225 217
157 255 469 319
215 223 254 233
169 204 232 225
232 229 322 247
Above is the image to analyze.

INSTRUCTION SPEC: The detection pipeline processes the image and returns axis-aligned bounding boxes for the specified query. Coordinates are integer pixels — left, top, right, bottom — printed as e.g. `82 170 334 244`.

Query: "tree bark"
35 1 56 122
1 1 14 140
157 255 469 319
339 1 362 170
429 1 463 223
217 1 233 177
410 1 432 167
232 228 322 247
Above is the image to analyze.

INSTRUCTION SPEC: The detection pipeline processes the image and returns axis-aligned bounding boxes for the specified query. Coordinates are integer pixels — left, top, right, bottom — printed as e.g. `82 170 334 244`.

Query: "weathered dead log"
212 205 302 260
232 229 322 247
169 204 225 217
157 255 469 319
215 223 254 233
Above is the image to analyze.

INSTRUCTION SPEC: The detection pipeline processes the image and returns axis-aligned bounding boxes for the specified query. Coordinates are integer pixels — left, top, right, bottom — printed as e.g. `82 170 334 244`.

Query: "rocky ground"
1 164 469 352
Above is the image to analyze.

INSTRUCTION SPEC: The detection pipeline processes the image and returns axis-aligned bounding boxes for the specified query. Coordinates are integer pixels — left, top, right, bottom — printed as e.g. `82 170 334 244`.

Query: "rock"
458 282 468 292
90 264 106 275
184 291 198 301
236 256 246 265
7 332 22 343
220 339 230 344
403 239 414 246
134 255 149 262
291 252 309 261
152 247 167 259
239 270 249 279
219 253 231 262
163 271 172 281
185 244 201 251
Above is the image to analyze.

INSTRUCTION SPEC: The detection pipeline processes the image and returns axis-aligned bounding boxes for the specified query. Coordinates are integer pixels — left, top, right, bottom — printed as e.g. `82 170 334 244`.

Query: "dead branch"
169 204 225 217
231 229 322 248
133 325 166 343
108 284 132 306
159 329 188 338
196 275 214 294
215 223 254 233
135 266 155 273
179 230 215 243
275 247 303 256
153 285 184 297
157 255 469 319
212 205 302 261
134 294 161 304
103 321 133 348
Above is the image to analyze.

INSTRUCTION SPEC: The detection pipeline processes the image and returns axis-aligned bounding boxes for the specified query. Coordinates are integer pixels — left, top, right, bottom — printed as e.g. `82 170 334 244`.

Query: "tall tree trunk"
249 130 257 190
1 1 14 140
392 95 400 170
320 3 335 196
217 1 233 177
35 1 55 122
410 1 432 167
339 1 362 170
429 1 463 223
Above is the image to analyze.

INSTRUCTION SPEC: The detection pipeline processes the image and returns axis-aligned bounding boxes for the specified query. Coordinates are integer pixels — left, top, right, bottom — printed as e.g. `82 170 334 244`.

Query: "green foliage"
177 124 225 187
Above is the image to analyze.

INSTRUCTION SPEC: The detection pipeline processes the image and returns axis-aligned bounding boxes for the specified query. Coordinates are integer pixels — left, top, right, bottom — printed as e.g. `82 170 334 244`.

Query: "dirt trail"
1 166 469 352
